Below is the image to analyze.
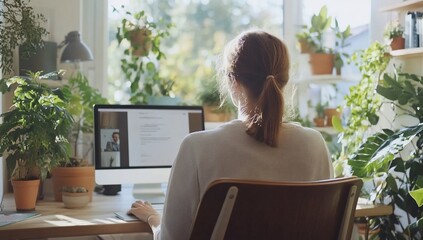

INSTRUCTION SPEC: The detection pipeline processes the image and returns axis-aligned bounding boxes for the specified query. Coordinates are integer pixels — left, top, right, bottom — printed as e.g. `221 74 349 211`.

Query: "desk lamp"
58 31 93 63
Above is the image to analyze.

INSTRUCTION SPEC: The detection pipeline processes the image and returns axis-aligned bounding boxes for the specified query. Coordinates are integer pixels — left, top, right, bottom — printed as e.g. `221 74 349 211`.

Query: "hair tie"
266 75 275 81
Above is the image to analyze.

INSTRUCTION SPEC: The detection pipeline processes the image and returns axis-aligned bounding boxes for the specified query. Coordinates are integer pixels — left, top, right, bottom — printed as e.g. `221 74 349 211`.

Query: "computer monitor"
94 104 204 201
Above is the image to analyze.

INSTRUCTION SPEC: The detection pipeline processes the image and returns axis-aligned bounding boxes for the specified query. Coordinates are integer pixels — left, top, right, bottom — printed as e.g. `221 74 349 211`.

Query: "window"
107 0 284 104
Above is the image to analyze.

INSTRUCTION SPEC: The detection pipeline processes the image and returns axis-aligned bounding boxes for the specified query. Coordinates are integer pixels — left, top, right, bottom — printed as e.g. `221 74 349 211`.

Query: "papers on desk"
0 211 40 227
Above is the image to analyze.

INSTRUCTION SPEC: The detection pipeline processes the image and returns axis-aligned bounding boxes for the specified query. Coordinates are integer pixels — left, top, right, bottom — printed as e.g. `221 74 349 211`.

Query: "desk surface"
0 189 152 240
0 191 393 240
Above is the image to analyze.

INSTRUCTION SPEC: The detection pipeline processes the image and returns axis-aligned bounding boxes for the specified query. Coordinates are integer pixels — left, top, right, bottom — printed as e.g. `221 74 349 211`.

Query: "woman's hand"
128 201 161 226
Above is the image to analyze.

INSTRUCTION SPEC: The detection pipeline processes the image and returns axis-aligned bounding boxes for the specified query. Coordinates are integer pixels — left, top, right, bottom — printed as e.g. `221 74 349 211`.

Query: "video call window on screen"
94 105 204 170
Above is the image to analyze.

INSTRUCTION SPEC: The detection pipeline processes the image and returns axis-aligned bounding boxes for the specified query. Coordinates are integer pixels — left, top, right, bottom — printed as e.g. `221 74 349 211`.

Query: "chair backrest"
189 177 363 240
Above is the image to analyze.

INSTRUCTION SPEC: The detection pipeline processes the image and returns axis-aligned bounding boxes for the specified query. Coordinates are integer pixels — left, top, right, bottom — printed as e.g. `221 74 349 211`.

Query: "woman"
129 30 333 240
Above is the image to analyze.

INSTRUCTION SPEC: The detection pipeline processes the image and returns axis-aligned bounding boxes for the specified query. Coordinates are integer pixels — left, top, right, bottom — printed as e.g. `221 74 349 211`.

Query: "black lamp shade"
61 31 93 62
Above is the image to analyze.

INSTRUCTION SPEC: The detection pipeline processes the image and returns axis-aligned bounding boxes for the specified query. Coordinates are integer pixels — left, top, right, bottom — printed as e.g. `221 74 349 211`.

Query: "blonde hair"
220 30 290 147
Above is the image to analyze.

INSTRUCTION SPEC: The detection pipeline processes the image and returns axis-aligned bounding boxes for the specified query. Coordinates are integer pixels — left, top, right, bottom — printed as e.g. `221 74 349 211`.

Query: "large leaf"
410 188 423 207
349 123 423 177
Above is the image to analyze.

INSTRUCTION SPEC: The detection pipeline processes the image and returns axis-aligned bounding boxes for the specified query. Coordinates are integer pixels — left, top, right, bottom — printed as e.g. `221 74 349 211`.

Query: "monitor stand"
132 183 166 204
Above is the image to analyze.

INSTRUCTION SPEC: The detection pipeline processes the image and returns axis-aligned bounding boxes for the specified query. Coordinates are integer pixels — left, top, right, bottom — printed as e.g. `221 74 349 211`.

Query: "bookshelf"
390 47 423 57
381 0 423 12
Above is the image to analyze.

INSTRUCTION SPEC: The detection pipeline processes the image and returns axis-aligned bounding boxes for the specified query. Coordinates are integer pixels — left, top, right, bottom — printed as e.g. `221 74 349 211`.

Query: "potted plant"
61 186 90 209
51 72 109 202
346 72 423 239
384 20 405 50
296 6 352 75
0 0 48 77
115 7 175 104
333 18 352 75
197 78 236 122
306 6 334 75
313 101 327 127
0 72 73 211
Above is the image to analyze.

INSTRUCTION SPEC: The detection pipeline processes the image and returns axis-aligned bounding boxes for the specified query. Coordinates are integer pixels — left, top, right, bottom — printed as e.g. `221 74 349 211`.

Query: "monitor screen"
94 105 204 185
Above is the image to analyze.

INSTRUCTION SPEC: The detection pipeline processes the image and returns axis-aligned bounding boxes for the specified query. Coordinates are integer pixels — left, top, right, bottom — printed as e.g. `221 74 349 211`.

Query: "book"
0 211 41 227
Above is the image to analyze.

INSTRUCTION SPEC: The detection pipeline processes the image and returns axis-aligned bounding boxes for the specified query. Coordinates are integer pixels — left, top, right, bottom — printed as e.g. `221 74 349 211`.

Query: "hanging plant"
0 0 48 76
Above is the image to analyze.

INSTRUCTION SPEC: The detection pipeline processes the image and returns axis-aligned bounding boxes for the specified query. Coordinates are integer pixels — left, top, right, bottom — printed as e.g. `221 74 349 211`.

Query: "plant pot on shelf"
390 36 405 50
309 53 334 75
298 40 313 54
12 179 40 212
324 108 341 127
313 117 326 127
51 166 95 202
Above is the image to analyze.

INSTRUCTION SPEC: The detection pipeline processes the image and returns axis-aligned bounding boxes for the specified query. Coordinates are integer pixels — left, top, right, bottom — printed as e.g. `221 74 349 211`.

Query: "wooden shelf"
381 0 423 12
295 75 360 85
390 47 423 57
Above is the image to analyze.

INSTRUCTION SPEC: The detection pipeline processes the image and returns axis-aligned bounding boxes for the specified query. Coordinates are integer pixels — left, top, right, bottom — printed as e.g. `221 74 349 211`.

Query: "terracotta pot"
51 166 95 202
309 53 334 75
324 108 341 127
203 105 232 122
313 117 326 127
391 37 405 50
129 28 152 56
62 192 90 209
12 179 40 211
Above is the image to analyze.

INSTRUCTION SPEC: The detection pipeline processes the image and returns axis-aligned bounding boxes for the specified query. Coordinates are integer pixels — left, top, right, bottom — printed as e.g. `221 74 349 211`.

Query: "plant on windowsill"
0 72 73 211
384 20 405 51
51 72 109 202
115 6 176 104
197 78 236 122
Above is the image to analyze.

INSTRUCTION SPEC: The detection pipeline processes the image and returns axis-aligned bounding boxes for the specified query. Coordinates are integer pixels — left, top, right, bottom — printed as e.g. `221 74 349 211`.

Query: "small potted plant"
0 72 73 211
197 78 236 122
333 18 352 75
313 102 327 127
384 20 405 50
61 186 90 209
51 72 109 202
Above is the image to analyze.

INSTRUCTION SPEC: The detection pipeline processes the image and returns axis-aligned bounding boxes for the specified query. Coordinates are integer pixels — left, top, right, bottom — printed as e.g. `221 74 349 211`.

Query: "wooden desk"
355 197 393 218
0 190 152 240
0 193 393 240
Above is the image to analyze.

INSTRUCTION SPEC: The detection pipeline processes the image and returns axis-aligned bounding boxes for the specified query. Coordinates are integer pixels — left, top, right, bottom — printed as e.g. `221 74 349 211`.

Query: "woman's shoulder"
281 122 324 138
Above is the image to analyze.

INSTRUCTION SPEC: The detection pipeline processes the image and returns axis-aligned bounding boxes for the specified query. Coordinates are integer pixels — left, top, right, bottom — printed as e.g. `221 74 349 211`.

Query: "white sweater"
159 120 333 240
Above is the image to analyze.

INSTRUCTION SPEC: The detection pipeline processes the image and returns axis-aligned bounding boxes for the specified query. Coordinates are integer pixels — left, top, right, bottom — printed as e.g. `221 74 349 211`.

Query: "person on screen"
128 30 333 239
105 132 120 152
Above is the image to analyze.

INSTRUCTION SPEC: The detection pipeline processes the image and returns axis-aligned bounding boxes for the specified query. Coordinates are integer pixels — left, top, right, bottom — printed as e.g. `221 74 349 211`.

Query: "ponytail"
246 75 283 147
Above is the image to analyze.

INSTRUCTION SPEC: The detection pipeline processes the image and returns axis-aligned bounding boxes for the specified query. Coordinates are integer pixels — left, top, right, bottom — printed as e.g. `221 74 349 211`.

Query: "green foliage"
348 72 423 239
0 72 73 180
61 72 109 159
61 186 88 193
333 18 352 70
339 42 391 157
197 78 235 114
384 20 404 39
314 101 328 118
0 0 48 76
296 6 332 53
114 6 174 104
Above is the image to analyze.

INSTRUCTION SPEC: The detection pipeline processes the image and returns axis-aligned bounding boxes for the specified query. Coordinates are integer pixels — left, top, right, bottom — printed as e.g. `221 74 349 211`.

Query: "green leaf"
331 115 344 132
409 188 423 207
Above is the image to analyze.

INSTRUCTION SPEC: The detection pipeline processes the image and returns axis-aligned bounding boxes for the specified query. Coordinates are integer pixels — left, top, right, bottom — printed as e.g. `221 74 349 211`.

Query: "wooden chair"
189 177 362 240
